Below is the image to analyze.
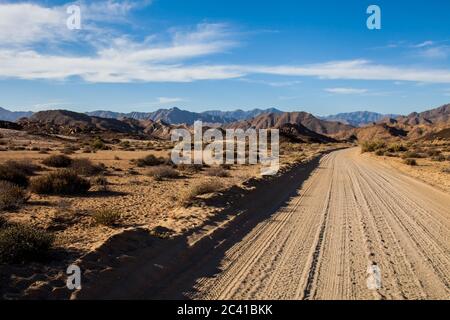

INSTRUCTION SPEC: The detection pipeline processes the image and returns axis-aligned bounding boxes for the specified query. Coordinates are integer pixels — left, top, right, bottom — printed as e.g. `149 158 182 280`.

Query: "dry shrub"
179 180 222 206
149 226 174 239
426 149 441 157
0 223 54 264
404 158 417 166
387 143 408 153
70 158 105 176
401 151 424 159
176 163 204 173
0 181 28 211
205 166 230 177
92 209 120 227
61 145 78 155
91 138 108 151
42 154 72 168
146 165 179 180
361 140 386 153
91 175 108 191
0 216 6 228
431 154 446 162
0 163 29 187
133 154 166 167
30 169 91 195
3 160 40 176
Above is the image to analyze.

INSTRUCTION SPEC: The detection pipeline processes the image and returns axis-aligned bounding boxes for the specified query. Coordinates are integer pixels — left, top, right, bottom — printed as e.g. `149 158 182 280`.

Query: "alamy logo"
367 5 381 30
171 121 280 176
66 5 81 30
366 264 382 290
66 264 81 290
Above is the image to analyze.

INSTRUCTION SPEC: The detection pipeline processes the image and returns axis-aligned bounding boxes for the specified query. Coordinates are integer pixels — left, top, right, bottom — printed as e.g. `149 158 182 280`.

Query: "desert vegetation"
30 170 91 195
0 222 54 264
361 139 450 191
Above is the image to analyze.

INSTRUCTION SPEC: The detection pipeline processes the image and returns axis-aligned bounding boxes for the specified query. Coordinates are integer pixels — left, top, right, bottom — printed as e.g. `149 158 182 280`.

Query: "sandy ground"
184 148 450 300
1 128 343 299
366 152 450 193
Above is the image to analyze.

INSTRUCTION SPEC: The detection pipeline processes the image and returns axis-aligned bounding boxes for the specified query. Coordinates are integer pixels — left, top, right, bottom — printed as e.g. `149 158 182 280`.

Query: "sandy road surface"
188 148 450 300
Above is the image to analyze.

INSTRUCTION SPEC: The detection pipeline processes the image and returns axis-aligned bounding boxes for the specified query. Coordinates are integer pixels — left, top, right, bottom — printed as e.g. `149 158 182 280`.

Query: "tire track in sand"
188 148 450 300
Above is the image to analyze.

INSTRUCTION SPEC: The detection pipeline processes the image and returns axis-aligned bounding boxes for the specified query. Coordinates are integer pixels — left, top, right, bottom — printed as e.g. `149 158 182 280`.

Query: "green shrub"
0 223 54 264
0 181 27 211
0 163 29 187
92 209 120 227
30 169 91 195
404 158 417 166
42 154 72 168
146 165 179 181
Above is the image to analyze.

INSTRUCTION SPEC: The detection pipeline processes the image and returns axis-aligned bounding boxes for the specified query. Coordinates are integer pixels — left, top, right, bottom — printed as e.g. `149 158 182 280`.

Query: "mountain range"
85 107 283 125
319 111 400 127
1 103 449 143
0 107 33 122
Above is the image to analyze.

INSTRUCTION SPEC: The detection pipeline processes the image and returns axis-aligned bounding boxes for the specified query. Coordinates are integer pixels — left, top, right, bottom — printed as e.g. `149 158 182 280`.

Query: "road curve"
189 148 450 300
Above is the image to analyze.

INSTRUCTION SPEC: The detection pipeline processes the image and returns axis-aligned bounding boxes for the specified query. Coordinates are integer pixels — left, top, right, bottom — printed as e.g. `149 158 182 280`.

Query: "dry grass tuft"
205 166 230 177
0 181 28 211
404 158 417 166
92 209 121 227
179 180 223 206
146 165 179 181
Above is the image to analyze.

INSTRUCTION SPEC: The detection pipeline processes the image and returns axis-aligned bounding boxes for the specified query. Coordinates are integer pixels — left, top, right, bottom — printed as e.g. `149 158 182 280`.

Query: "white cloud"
325 87 368 95
157 97 184 104
0 1 152 47
418 46 450 59
238 78 302 87
0 3 66 46
411 40 434 48
248 60 450 83
1 3 450 85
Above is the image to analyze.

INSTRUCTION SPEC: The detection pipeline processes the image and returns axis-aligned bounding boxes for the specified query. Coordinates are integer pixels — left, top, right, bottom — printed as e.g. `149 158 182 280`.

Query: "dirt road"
188 148 450 300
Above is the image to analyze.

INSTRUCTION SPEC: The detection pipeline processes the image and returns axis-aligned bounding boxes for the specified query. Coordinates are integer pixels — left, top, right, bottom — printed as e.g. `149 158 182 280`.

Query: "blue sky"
1 0 450 115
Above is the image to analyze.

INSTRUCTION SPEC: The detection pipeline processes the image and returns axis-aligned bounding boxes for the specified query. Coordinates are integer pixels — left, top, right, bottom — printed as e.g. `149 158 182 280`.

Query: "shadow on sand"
70 150 337 300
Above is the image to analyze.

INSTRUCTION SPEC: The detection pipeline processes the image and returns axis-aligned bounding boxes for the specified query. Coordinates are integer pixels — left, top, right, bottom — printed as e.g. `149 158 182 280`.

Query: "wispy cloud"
411 40 435 48
417 46 450 59
238 78 302 87
2 3 450 84
249 60 450 83
324 87 368 95
156 97 184 104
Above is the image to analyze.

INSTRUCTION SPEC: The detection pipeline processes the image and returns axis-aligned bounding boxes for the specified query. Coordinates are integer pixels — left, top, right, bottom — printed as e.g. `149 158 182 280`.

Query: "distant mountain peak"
320 111 400 127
